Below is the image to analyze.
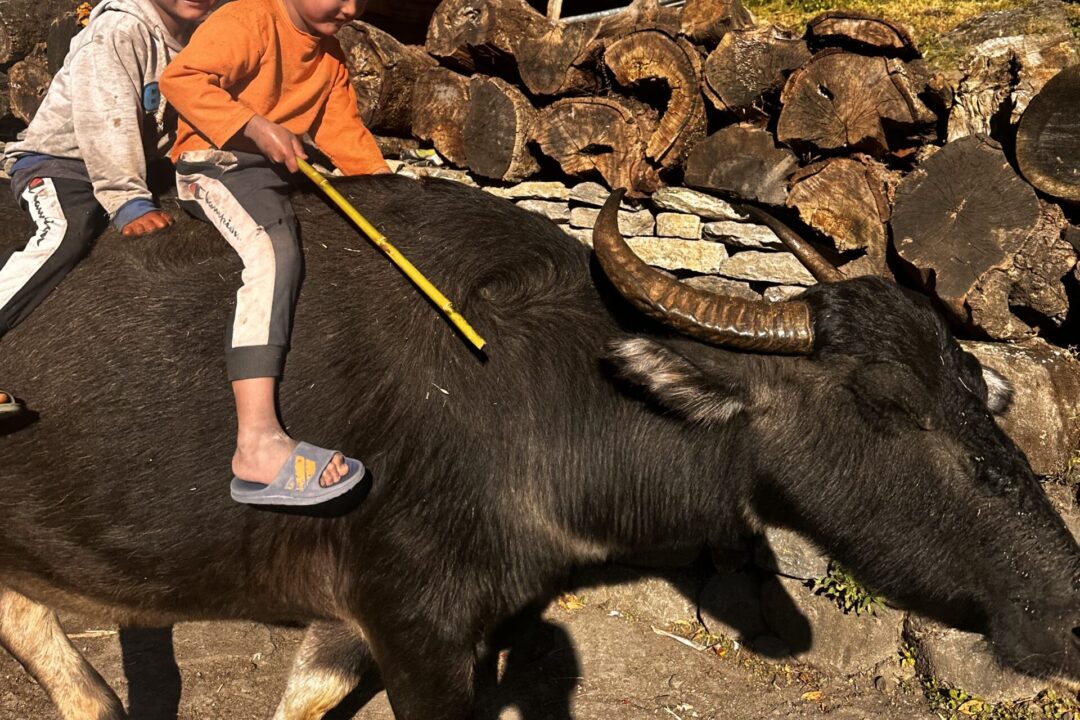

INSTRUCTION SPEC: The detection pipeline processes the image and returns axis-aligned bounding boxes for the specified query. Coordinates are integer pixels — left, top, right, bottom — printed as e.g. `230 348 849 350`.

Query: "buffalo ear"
606 337 748 425
981 366 1013 416
850 361 937 431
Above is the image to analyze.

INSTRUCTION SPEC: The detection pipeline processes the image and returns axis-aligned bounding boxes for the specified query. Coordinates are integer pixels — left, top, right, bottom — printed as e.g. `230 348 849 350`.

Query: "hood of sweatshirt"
87 0 186 53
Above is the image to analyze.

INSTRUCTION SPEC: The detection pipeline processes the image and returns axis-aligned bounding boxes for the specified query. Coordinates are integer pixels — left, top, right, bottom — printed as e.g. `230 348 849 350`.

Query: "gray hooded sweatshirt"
3 0 186 228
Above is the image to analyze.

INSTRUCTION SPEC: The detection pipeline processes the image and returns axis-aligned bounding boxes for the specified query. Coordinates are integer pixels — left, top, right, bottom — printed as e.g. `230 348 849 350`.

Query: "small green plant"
810 562 884 615
922 677 1080 720
899 642 917 669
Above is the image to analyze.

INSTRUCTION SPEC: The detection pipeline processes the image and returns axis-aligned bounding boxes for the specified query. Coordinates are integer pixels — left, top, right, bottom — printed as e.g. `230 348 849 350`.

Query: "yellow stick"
296 159 486 351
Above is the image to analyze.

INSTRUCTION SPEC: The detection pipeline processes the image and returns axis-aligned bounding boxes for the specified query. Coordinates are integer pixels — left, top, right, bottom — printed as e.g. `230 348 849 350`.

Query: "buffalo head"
594 189 1080 682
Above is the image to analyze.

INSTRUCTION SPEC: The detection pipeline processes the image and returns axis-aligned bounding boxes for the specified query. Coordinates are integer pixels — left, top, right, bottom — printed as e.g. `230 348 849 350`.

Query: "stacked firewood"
0 1 85 136
342 0 1080 345
0 0 1077 344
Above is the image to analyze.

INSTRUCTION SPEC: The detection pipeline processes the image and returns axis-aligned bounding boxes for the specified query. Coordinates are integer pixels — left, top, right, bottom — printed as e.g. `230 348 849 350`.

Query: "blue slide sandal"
230 442 366 507
0 389 21 417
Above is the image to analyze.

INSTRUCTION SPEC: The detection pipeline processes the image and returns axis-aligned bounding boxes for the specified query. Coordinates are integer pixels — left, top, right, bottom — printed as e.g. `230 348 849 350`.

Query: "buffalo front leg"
273 621 375 720
0 587 126 720
367 623 476 720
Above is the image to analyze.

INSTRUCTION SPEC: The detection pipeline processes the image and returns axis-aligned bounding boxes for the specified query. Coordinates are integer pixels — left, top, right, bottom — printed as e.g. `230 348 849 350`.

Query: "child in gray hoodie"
0 0 215 416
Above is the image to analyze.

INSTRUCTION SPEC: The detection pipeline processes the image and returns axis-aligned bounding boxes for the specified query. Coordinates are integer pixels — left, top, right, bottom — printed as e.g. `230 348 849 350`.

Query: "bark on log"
892 135 1043 333
425 0 550 73
0 0 58 67
964 202 1076 340
514 0 684 97
410 67 470 167
594 0 680 36
463 75 539 182
806 11 917 58
946 32 1078 143
7 57 50 125
535 96 660 195
684 124 798 205
678 0 754 48
1016 64 1080 204
338 22 436 137
777 49 935 156
786 156 895 278
702 25 810 116
603 29 707 169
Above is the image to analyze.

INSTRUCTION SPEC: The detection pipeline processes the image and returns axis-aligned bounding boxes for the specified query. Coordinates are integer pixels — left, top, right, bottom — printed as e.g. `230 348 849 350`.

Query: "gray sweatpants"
176 150 302 381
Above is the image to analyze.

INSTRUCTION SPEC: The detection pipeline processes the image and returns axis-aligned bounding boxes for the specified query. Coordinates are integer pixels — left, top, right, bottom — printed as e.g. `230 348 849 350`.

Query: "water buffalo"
0 174 1077 720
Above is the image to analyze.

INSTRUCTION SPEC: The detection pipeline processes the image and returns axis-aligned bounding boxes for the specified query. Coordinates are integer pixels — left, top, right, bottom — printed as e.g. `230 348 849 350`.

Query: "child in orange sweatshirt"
160 0 390 507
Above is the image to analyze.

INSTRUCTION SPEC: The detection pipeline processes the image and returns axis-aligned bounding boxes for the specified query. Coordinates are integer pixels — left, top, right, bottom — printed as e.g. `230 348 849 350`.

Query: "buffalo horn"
735 205 845 284
592 189 815 354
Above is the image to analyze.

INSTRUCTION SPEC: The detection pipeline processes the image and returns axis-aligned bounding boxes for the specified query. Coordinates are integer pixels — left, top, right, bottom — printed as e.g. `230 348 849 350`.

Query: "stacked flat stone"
481 178 819 298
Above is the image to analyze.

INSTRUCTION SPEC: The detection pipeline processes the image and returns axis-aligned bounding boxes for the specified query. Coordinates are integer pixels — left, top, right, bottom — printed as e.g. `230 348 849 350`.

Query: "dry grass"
741 0 1080 50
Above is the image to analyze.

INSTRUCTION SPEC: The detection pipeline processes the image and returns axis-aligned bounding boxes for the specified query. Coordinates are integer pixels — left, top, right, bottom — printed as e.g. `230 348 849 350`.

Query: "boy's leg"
0 177 106 336
176 150 349 488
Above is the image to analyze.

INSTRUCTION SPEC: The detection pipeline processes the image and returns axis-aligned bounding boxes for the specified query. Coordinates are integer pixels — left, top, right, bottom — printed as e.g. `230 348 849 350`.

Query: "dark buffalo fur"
0 175 1077 718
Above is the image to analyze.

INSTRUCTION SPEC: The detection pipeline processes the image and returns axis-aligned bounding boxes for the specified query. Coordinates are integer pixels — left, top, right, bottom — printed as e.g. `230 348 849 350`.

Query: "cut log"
425 0 550 73
806 11 917 58
515 21 601 96
892 135 1042 332
338 22 436 137
999 203 1076 332
684 124 798 205
946 34 1078 143
1016 64 1080 204
46 8 84 75
678 0 754 48
45 6 86 75
463 76 539 182
932 1 1079 142
594 0 681 36
515 0 685 97
0 0 57 67
603 29 707 169
410 68 470 168
0 70 22 137
786 155 895 278
535 96 660 195
702 25 810 115
777 49 935 155
965 202 1075 340
7 57 50 125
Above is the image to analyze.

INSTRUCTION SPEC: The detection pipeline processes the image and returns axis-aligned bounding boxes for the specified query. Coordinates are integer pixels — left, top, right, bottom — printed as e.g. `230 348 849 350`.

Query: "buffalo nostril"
1073 626 1080 646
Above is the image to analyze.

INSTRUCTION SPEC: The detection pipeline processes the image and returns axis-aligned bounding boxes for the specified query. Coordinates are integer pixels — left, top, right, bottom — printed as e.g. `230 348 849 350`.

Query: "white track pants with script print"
0 177 105 336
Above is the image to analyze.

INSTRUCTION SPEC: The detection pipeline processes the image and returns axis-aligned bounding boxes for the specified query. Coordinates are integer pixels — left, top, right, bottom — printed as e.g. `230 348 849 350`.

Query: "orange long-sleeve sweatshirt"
160 0 388 176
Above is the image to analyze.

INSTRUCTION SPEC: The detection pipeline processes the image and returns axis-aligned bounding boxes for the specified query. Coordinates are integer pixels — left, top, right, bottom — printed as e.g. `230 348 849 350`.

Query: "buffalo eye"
849 361 937 431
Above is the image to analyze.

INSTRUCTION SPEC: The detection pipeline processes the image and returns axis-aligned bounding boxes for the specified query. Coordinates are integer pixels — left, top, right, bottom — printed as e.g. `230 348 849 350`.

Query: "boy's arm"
68 25 158 228
311 61 390 176
158 10 263 152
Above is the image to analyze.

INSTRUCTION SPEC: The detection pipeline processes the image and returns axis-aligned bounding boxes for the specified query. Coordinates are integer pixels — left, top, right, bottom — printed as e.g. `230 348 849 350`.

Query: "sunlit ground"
741 0 1080 55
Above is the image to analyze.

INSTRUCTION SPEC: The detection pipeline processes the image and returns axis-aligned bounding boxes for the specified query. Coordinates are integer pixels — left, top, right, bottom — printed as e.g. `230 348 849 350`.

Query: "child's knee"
266 223 302 281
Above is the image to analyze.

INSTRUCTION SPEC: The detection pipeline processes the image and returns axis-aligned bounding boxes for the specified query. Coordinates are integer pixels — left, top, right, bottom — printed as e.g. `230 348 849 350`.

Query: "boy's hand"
122 210 174 237
243 115 307 173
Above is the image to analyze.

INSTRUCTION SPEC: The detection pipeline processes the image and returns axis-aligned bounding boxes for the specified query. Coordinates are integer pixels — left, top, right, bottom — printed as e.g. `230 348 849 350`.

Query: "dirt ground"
0 596 937 720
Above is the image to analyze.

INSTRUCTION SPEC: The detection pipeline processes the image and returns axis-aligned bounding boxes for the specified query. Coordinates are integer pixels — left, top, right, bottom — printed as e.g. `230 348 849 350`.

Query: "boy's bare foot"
233 429 350 488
